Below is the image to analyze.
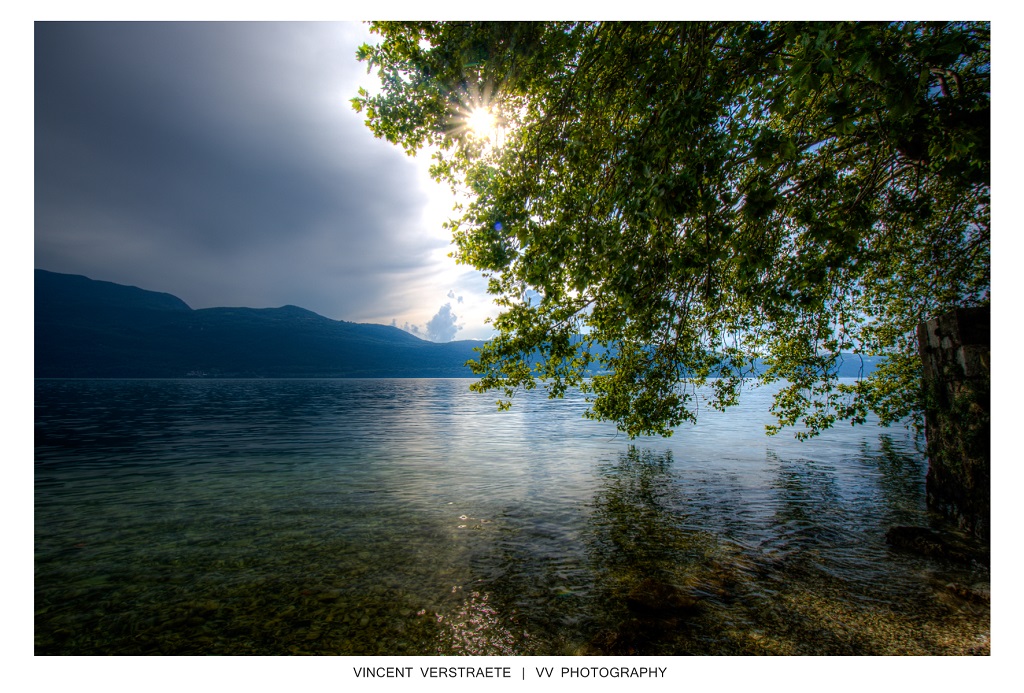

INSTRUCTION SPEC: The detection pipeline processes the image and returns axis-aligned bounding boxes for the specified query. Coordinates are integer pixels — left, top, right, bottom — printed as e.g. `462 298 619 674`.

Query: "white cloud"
425 303 462 342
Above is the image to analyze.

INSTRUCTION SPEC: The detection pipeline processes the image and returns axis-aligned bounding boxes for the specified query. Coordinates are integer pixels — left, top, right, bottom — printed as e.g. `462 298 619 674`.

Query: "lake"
34 378 989 655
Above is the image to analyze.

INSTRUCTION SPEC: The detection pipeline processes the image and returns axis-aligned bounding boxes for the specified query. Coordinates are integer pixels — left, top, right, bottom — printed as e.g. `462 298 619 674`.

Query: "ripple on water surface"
34 379 989 655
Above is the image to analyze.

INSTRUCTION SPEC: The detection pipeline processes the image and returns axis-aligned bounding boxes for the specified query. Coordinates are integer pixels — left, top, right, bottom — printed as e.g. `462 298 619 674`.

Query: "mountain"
34 270 485 378
35 270 883 380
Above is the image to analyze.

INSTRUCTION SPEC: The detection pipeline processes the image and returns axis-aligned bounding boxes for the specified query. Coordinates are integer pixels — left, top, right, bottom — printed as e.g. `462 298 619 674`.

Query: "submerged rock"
885 526 989 566
943 582 990 604
624 578 701 617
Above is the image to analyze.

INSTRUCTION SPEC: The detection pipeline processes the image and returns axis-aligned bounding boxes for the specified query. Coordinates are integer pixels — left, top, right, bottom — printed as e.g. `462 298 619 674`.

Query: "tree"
353 21 990 438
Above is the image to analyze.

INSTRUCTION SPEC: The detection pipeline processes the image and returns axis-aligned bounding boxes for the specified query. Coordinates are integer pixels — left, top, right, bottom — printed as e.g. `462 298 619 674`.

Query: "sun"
449 85 511 151
465 106 498 141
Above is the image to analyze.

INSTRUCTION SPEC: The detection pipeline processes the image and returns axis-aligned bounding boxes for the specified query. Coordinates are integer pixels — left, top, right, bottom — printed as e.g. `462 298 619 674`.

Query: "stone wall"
917 306 990 540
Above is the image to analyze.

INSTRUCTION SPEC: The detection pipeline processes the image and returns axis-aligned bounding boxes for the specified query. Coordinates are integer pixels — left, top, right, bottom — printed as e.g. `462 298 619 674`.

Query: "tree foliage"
353 21 990 438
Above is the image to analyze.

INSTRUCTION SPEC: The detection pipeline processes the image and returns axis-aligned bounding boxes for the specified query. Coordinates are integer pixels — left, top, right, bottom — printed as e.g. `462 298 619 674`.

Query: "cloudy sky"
35 21 494 342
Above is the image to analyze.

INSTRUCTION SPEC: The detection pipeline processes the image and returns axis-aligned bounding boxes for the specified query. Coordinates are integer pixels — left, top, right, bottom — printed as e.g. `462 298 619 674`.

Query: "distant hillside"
35 270 882 380
35 270 485 378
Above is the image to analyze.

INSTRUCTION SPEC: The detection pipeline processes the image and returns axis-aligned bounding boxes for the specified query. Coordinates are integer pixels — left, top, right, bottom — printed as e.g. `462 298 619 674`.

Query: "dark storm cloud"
35 22 446 320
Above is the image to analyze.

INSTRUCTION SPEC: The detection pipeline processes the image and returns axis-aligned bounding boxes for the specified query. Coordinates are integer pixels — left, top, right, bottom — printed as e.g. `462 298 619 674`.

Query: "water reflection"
580 448 715 654
35 379 988 655
573 445 987 655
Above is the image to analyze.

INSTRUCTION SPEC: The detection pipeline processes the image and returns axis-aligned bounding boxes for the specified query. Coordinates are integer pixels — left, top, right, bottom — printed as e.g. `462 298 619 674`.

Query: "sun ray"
465 107 498 141
448 81 508 151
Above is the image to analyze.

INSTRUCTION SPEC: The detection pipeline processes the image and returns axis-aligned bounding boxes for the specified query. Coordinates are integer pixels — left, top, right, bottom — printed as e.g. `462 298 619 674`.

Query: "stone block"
918 306 990 540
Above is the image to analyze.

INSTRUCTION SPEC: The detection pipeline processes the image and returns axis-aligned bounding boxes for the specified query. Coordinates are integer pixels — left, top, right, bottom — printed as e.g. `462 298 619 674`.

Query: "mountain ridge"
35 269 484 378
35 269 882 380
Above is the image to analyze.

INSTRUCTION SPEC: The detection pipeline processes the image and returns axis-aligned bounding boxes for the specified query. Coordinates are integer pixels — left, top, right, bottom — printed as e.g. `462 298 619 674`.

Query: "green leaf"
355 20 990 439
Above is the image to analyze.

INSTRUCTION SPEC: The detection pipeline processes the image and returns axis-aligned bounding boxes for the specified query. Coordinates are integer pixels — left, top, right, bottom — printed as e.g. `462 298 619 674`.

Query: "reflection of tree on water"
583 447 727 654
589 447 706 582
864 434 929 526
438 446 718 655
579 445 989 655
761 452 848 560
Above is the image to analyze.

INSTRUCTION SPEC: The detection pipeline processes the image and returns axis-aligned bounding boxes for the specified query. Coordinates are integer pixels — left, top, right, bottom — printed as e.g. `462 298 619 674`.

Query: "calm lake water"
34 378 989 655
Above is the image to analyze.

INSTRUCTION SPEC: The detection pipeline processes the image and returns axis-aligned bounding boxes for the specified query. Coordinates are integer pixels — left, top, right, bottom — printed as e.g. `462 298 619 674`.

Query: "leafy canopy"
353 21 990 438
